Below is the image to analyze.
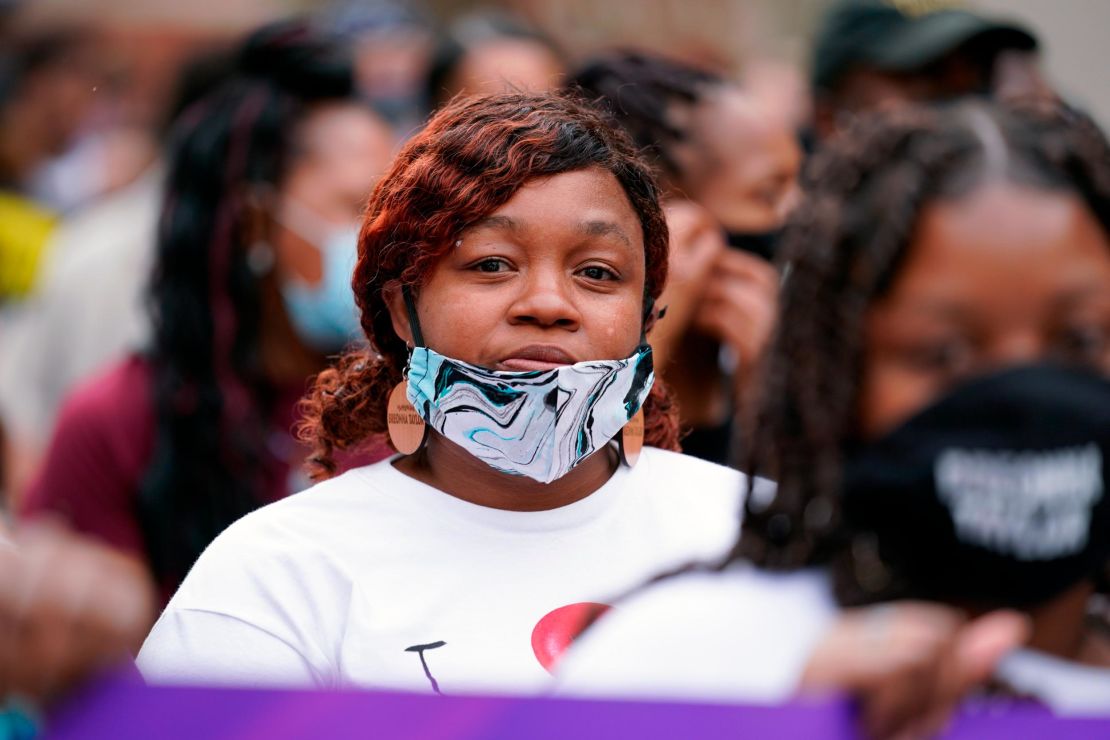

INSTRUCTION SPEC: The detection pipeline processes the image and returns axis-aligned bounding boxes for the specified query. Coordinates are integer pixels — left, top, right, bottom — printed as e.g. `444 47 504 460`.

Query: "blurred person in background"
0 520 155 707
0 25 105 304
559 99 1110 731
811 0 1051 142
325 0 434 135
425 12 565 112
19 19 395 605
570 51 800 464
0 48 237 506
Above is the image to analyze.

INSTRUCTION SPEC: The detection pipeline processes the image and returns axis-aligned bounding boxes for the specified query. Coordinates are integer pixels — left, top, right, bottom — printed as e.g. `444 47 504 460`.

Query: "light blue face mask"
401 288 654 484
280 226 362 352
269 198 363 352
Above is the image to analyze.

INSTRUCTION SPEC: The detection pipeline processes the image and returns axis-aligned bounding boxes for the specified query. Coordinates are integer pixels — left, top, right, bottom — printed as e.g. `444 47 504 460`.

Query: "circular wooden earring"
618 408 645 467
387 382 428 454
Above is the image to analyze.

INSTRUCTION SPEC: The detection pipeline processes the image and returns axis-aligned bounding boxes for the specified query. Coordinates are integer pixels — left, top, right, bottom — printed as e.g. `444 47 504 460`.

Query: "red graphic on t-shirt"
531 602 611 673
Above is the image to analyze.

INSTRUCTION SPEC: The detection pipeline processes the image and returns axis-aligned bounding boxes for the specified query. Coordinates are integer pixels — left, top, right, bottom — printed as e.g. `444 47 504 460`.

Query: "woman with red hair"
137 92 752 693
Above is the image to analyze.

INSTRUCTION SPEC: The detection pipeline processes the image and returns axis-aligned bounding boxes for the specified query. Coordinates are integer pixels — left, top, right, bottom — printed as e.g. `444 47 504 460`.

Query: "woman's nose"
987 331 1046 367
507 270 581 330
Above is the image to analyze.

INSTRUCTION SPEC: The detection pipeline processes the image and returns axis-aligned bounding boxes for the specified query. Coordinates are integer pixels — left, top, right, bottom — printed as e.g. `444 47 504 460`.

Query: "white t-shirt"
557 564 1110 715
138 447 748 695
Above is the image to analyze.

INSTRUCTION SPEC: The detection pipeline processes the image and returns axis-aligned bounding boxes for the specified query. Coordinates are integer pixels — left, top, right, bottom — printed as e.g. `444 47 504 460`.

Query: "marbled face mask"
401 288 654 484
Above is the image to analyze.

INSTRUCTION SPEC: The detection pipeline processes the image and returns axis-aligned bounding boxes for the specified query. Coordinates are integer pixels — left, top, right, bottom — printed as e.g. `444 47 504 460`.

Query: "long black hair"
733 99 1110 604
139 19 357 586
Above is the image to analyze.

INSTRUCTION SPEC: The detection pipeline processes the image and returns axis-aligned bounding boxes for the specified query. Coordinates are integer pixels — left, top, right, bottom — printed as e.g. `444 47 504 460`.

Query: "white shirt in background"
556 563 1110 716
555 565 836 704
138 447 749 695
0 165 161 448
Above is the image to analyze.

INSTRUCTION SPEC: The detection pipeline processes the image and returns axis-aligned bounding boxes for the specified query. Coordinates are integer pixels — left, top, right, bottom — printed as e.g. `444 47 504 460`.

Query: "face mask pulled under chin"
268 197 364 352
405 344 655 484
725 229 779 262
280 226 363 352
841 363 1110 608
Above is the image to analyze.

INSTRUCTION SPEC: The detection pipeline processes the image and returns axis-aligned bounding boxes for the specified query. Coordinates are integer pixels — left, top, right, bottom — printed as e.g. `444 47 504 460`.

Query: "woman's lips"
498 358 569 371
496 345 576 372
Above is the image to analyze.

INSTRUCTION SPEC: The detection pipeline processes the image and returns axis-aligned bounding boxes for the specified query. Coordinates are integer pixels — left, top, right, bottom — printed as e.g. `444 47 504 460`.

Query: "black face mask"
725 229 779 262
842 364 1110 608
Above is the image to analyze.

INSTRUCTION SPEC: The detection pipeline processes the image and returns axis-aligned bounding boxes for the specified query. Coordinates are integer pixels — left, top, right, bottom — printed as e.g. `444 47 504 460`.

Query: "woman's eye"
1057 324 1110 363
579 265 617 281
899 338 975 376
474 258 508 273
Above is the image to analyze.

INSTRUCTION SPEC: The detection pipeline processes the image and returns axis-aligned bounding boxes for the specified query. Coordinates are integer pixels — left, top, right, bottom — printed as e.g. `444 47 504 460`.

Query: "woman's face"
270 102 396 286
676 88 801 233
390 167 647 370
859 183 1110 439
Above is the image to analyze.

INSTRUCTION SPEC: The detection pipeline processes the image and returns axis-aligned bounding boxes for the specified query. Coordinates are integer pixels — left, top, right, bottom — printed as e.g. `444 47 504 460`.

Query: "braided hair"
139 19 356 587
733 99 1110 605
568 51 723 189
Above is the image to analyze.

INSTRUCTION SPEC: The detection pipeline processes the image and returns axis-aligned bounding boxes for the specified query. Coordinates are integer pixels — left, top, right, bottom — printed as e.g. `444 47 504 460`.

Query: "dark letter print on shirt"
531 603 611 674
405 641 446 694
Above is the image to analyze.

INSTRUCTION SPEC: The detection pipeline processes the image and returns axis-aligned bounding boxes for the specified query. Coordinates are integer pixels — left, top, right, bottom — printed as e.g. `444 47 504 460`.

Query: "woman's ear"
382 280 414 346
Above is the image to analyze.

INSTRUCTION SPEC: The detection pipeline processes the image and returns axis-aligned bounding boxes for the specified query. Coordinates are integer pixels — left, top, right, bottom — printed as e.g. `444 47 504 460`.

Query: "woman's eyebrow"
877 296 971 322
1054 281 1110 310
471 214 519 233
581 220 632 247
469 215 633 247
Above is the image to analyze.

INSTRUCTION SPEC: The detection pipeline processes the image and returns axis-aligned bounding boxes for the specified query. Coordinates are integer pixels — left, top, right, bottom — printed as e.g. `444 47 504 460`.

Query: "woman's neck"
393 433 620 512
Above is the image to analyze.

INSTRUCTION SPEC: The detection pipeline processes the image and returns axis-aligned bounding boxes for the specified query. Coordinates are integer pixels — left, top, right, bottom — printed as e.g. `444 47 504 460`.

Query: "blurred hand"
0 521 155 701
801 603 1030 739
691 248 779 399
649 200 726 370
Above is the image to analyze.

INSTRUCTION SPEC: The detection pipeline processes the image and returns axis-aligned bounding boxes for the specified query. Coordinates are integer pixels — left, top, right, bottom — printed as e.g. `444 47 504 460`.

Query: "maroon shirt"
22 355 390 598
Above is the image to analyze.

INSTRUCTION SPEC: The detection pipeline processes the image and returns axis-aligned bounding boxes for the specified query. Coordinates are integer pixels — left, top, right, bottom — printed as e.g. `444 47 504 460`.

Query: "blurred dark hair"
139 18 356 586
567 50 723 187
731 99 1110 605
157 46 238 142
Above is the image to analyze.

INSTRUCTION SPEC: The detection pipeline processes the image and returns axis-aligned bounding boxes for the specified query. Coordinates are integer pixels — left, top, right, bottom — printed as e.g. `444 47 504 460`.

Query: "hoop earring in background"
387 381 428 455
618 409 644 467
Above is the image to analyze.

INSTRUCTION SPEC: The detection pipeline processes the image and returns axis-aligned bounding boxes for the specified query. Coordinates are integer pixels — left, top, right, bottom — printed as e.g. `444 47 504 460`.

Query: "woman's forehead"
879 184 1110 314
467 168 644 242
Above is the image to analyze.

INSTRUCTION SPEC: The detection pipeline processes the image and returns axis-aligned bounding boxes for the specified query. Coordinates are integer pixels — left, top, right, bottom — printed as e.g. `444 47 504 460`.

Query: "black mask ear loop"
399 284 433 426
401 285 425 349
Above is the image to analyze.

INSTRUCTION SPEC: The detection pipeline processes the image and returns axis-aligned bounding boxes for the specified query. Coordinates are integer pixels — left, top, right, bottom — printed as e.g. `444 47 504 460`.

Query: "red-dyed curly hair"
299 92 680 478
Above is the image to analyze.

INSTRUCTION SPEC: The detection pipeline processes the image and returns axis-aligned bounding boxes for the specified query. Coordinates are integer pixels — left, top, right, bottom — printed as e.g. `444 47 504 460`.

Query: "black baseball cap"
813 0 1038 91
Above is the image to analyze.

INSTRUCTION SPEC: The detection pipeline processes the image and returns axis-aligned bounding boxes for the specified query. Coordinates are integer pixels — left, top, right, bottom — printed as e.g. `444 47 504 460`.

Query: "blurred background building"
7 0 1109 135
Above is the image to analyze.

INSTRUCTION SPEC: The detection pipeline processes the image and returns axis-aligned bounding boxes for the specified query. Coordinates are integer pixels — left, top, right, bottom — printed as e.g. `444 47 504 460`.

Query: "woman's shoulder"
200 457 406 550
22 356 155 517
53 355 154 431
638 446 741 483
635 446 773 507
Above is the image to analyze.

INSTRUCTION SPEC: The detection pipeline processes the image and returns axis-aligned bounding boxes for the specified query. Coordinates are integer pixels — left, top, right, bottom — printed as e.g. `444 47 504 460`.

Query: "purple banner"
45 675 1109 740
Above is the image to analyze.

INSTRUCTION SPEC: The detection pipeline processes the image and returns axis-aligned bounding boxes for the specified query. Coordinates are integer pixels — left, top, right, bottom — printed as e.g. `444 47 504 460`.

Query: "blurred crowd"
0 0 1107 737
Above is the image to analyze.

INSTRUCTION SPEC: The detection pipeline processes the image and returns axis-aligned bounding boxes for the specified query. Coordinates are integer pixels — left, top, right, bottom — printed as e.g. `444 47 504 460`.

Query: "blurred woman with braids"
138 91 750 693
570 51 800 465
560 99 1110 731
21 20 395 602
